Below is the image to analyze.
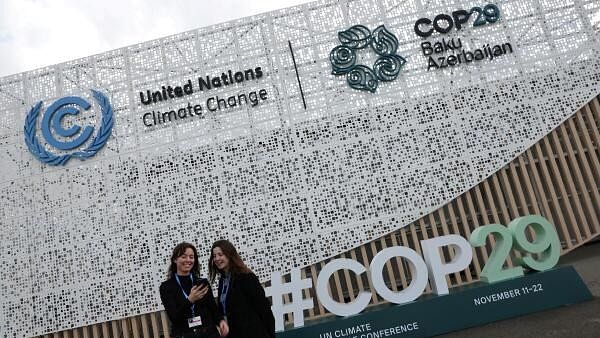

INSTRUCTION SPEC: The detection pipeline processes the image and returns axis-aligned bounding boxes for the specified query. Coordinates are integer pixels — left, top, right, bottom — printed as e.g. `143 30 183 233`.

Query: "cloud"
0 0 312 77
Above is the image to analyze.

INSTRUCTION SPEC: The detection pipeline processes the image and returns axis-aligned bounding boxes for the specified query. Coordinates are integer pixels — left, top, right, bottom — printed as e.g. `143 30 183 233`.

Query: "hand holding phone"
194 278 210 288
189 279 210 302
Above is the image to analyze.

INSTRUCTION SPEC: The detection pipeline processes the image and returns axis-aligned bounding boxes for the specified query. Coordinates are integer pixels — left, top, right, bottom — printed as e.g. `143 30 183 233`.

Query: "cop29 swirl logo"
329 25 406 93
24 90 114 166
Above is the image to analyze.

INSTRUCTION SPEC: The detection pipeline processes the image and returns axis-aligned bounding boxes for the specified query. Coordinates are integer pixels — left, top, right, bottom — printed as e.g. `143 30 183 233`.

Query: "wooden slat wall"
36 95 600 337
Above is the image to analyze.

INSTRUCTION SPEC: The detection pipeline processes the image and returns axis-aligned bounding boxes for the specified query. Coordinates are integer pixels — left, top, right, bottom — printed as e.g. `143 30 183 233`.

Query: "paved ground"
438 239 600 338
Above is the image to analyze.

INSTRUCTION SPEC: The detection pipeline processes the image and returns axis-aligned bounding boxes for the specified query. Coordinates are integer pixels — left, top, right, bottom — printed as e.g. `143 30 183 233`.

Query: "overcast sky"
2 0 599 78
0 0 313 77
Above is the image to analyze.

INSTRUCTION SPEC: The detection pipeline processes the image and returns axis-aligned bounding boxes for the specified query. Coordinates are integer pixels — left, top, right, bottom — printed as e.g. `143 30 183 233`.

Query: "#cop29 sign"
268 215 564 332
24 90 113 166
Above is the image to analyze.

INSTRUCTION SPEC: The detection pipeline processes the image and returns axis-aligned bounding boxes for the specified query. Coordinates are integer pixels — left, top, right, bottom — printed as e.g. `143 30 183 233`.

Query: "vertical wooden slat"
427 213 440 238
508 162 531 215
533 142 574 250
131 316 141 338
516 156 543 216
433 210 449 237
574 111 600 233
525 148 558 227
499 167 519 219
121 318 130 338
445 203 476 281
368 241 384 302
490 175 512 224
464 190 490 261
426 213 452 286
543 135 583 243
577 106 600 184
379 237 398 292
561 121 598 236
583 102 600 171
389 230 409 289
433 209 463 284
160 312 171 338
407 222 431 292
397 227 419 288
419 213 452 285
476 174 513 267
150 311 160 338
506 161 536 245
553 125 591 239
590 97 600 131
309 264 325 315
358 245 379 303
472 185 503 255
497 166 525 263
337 254 355 302
481 181 504 224
331 263 345 303
417 219 431 249
589 98 600 133
469 188 488 226
455 196 483 270
140 314 151 338
91 324 100 338
111 320 120 338
406 223 421 257
101 322 110 338
442 204 472 282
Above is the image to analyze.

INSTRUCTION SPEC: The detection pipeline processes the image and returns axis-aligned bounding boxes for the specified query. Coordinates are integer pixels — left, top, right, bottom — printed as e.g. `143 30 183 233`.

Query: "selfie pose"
160 242 229 338
209 240 275 338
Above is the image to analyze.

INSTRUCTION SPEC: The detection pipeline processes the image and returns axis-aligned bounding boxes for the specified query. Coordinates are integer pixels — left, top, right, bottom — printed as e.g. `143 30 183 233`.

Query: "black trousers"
174 326 220 338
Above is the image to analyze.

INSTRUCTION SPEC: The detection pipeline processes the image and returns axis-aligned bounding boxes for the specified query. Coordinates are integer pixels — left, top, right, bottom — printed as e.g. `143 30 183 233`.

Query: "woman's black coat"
218 272 275 338
160 276 222 336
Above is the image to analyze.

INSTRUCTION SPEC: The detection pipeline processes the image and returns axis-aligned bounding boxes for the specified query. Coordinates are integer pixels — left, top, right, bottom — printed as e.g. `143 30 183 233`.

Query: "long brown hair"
167 242 201 279
209 239 251 282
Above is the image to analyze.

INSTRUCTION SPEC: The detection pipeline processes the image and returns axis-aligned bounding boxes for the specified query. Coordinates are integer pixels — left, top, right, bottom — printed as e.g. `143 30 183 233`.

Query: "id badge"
188 316 202 328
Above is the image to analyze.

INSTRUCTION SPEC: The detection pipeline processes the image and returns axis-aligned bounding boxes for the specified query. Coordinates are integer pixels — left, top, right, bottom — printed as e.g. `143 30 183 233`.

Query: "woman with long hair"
160 242 229 338
209 239 275 338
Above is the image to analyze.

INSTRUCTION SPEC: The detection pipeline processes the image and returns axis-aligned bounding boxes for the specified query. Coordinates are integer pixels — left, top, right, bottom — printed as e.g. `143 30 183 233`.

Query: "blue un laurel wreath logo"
330 25 406 93
24 89 114 166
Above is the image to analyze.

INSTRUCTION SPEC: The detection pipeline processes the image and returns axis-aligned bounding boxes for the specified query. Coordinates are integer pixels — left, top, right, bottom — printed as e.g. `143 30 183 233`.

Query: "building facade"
0 0 599 337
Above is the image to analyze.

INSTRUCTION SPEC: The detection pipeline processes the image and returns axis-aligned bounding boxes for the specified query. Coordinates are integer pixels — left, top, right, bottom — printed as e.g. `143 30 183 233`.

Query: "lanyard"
220 274 231 313
175 274 195 316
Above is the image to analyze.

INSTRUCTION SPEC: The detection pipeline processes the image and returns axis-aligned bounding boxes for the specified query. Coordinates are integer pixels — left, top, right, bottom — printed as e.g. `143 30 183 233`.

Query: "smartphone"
194 278 210 288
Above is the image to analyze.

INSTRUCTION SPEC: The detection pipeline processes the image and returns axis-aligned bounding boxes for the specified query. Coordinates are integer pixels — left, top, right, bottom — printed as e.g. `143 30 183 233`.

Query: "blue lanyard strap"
174 274 195 316
220 274 231 313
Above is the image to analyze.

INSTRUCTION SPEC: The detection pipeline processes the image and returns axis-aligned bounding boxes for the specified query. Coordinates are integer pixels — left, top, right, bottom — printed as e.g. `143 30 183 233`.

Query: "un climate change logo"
330 25 406 93
24 90 114 166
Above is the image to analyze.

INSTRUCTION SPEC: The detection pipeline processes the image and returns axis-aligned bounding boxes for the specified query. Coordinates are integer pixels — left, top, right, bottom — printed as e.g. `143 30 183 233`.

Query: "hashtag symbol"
265 268 314 331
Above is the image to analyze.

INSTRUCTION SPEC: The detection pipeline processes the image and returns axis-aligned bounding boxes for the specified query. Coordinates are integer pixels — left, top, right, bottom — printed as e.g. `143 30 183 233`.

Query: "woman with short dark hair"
160 242 229 338
209 239 275 338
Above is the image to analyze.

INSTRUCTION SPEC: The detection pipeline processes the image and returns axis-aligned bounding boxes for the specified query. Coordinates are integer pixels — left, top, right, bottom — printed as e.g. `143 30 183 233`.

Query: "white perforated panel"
0 0 599 336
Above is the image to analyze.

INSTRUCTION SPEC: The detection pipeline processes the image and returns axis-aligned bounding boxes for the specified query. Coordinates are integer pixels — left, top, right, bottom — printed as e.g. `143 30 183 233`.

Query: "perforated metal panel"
0 0 599 336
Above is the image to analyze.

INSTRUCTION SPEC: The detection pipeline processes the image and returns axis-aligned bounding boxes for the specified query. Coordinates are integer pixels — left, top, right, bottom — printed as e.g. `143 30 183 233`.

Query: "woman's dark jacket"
160 275 223 336
218 272 275 338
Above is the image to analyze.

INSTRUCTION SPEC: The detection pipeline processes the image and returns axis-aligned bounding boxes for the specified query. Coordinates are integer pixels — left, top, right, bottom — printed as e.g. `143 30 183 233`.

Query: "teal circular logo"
330 25 407 93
